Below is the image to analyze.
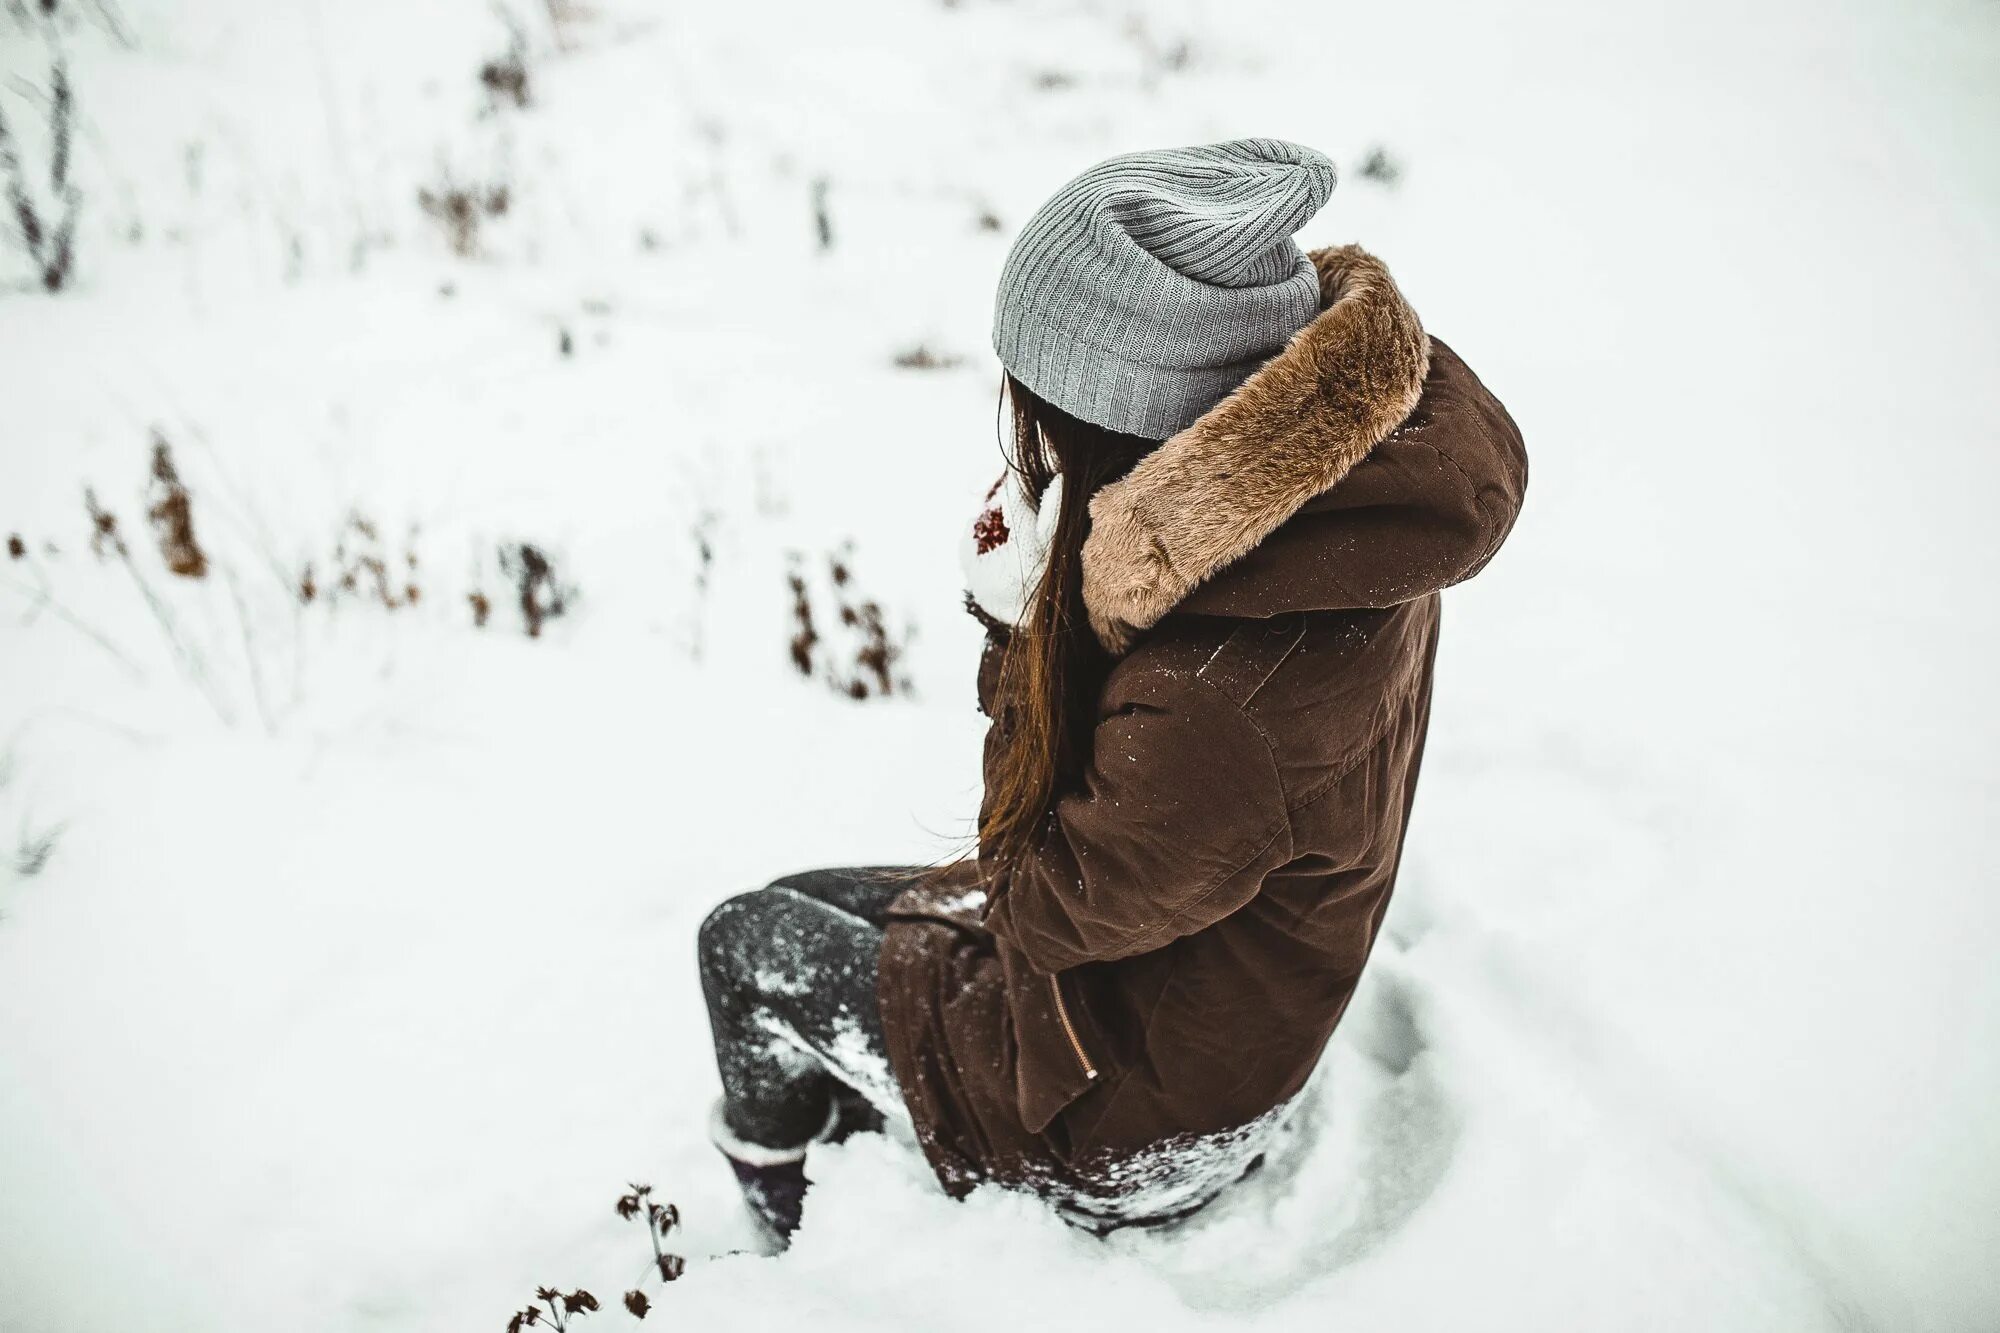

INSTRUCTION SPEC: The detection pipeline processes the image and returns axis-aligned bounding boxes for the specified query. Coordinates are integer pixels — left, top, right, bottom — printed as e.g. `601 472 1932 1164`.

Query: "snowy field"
1 0 1996 1330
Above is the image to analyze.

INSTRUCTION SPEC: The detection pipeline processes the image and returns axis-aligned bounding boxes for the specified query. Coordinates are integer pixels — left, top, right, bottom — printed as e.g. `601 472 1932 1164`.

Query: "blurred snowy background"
0 1 1995 1330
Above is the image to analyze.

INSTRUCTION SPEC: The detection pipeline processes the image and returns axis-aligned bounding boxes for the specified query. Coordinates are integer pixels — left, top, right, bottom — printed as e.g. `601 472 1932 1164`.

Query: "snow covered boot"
708 1099 840 1245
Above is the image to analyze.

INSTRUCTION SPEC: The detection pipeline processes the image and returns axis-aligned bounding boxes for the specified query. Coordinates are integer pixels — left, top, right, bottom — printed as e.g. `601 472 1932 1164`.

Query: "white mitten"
960 469 1063 627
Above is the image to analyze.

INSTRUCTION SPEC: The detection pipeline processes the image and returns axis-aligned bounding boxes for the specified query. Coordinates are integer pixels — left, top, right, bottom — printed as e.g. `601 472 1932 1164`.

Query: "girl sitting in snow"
697 139 1526 1241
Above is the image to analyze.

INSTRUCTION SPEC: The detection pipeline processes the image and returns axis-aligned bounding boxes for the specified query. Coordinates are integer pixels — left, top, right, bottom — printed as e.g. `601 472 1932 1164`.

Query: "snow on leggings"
698 866 917 1150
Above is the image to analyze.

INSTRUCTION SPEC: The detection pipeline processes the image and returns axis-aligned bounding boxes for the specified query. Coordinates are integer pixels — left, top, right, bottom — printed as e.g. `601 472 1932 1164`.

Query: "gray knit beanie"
992 138 1336 440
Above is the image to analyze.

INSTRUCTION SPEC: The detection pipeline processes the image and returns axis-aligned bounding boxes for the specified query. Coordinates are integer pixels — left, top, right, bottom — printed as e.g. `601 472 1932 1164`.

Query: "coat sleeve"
982 673 1293 974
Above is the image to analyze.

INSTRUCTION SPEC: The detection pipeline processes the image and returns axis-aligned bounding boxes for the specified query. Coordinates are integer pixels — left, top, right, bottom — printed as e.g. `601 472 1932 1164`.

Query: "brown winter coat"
878 245 1527 1217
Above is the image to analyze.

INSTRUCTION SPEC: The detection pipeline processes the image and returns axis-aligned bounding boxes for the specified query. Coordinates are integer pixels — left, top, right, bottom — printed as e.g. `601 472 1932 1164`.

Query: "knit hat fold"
993 138 1336 439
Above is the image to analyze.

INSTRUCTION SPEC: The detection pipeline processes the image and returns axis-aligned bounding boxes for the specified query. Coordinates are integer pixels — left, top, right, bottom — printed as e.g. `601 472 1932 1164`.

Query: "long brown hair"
980 374 1158 872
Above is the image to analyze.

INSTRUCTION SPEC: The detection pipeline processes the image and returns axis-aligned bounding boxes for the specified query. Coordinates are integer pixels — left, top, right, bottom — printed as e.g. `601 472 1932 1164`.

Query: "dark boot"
829 1085 887 1142
708 1099 839 1245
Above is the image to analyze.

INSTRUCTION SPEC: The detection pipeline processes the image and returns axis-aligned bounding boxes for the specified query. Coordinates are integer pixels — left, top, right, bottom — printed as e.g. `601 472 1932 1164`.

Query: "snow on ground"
1 0 1996 1330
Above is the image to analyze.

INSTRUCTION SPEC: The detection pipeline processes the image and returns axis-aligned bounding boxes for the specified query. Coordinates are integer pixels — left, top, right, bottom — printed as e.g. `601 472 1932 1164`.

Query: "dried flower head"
146 434 209 579
85 489 126 560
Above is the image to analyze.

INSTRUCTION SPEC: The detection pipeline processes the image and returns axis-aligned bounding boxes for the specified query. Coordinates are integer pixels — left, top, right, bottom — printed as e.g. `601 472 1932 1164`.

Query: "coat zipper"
1049 974 1099 1081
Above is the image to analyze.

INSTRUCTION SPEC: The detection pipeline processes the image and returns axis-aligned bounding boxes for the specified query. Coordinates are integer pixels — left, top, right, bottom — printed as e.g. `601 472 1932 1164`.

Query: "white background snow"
1 0 1995 1329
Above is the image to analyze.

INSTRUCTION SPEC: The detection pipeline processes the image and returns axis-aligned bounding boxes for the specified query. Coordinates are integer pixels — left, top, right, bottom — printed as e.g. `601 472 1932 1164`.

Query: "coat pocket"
998 936 1102 1133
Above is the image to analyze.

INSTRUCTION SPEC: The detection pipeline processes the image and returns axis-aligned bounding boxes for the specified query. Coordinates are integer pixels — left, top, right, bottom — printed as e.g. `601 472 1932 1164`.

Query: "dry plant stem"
613 1185 683 1316
787 563 817 675
687 508 716 660
811 177 832 250
2 570 146 681
188 459 307 712
480 7 531 111
94 504 234 724
172 426 311 713
180 422 299 598
44 59 76 288
0 48 80 291
303 0 369 262
86 0 137 49
0 96 41 273
225 568 277 735
15 817 65 877
640 1206 673 1279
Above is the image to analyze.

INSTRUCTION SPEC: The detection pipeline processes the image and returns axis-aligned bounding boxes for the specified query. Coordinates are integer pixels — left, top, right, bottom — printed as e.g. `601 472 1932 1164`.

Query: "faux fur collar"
1081 245 1429 653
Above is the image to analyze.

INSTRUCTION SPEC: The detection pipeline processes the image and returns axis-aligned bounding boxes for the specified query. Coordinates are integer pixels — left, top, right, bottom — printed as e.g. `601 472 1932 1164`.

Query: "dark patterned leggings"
697 866 918 1150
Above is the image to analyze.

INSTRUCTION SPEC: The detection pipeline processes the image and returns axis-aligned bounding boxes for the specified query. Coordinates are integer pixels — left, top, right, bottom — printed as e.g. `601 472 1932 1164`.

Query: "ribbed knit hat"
992 138 1336 440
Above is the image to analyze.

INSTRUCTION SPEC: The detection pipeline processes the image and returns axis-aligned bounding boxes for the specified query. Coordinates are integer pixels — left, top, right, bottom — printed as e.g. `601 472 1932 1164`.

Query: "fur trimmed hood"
1082 245 1524 652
